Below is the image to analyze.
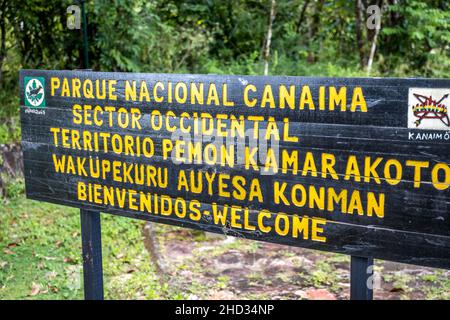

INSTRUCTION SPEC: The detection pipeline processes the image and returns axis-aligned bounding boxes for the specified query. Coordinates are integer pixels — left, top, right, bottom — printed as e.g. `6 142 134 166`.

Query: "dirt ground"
145 224 450 300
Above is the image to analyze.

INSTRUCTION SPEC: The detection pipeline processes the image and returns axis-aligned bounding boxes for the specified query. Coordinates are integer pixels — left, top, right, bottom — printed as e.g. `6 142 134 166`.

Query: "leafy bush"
0 0 448 145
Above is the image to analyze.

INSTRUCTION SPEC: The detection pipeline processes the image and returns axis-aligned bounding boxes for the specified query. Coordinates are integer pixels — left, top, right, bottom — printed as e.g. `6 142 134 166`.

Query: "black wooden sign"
20 70 450 269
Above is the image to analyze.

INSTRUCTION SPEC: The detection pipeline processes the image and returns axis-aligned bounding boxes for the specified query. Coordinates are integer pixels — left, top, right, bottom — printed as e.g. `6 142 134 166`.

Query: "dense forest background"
0 0 449 143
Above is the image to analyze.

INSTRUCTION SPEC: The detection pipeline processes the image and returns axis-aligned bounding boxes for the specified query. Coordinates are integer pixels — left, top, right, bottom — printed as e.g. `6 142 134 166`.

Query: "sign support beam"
350 256 373 300
80 209 104 300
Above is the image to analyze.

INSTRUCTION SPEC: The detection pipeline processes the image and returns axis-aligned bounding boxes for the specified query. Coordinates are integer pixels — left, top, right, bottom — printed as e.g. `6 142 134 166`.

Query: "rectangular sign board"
20 70 450 269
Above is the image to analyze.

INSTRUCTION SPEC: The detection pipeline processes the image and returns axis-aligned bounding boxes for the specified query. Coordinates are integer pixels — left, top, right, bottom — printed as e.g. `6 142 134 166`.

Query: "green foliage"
1 0 447 77
0 196 177 299
309 260 338 289
1 175 25 199
91 0 148 72
0 116 21 145
379 0 450 77
0 0 447 87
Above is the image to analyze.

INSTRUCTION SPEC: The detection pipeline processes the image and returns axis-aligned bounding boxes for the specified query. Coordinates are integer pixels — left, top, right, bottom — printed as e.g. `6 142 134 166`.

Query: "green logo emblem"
25 77 46 108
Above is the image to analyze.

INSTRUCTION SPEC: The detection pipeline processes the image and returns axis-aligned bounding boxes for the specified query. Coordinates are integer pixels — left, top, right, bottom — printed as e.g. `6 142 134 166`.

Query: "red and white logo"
408 88 450 130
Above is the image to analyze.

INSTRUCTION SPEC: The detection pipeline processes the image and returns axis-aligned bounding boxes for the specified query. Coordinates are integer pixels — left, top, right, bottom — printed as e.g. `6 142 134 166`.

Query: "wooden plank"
19 70 450 269
21 154 450 237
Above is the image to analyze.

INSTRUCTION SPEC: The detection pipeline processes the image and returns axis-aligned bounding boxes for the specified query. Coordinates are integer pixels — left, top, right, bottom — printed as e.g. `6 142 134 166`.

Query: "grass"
0 195 176 299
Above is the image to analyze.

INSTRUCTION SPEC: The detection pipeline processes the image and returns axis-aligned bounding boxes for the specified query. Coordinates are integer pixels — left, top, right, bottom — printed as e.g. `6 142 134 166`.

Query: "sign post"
350 256 374 300
79 1 97 299
19 70 450 299
80 209 104 300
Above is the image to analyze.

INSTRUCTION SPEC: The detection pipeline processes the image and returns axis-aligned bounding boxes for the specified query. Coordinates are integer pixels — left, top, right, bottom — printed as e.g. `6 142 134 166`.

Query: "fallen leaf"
390 287 405 293
7 242 19 248
116 253 124 259
45 271 57 280
337 282 351 288
29 283 41 296
43 256 57 261
64 257 75 264
50 286 59 293
294 290 306 298
209 290 236 300
305 288 337 300
3 248 15 255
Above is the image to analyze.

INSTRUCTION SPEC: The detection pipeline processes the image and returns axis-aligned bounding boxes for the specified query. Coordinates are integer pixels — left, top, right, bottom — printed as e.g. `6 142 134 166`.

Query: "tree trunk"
296 0 310 34
387 0 400 26
366 25 379 75
307 0 324 63
366 0 384 74
355 0 366 69
0 0 7 89
263 0 276 76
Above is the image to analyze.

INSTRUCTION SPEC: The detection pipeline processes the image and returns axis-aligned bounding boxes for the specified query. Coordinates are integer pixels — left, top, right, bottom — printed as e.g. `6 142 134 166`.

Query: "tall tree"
296 0 310 34
0 0 8 89
366 0 385 74
263 0 276 75
355 0 366 69
308 0 325 63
